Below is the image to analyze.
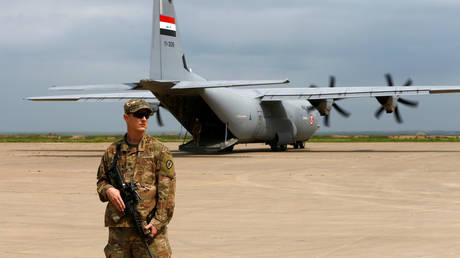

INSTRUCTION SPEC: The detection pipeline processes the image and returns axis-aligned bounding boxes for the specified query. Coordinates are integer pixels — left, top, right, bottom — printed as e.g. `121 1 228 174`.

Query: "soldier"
192 118 202 147
97 99 176 258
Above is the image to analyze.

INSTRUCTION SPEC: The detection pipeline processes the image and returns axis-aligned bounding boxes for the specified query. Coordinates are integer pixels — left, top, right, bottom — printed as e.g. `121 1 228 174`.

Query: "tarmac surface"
1 142 460 258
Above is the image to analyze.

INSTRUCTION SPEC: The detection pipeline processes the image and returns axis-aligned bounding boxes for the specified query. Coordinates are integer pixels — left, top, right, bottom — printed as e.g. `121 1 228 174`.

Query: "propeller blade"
375 106 385 119
332 103 351 117
394 107 403 123
329 76 336 88
156 109 164 127
385 73 394 87
324 115 330 127
398 98 418 107
377 75 417 123
404 79 413 86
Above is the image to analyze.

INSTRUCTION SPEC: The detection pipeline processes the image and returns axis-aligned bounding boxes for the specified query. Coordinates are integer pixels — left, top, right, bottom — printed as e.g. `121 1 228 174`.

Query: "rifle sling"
110 143 122 172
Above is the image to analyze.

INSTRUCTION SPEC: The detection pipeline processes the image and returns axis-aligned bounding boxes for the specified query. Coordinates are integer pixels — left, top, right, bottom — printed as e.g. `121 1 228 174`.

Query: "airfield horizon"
2 134 460 143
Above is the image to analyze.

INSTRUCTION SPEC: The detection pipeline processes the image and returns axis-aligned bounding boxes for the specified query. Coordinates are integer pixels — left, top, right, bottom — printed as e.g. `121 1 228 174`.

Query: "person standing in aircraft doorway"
192 118 202 147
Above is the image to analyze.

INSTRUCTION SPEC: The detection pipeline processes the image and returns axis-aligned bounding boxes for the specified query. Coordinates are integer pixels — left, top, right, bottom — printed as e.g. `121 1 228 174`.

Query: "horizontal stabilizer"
49 83 140 91
26 91 157 103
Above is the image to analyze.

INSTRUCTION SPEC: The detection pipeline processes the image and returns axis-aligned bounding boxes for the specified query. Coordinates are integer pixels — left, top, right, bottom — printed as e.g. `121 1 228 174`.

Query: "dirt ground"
1 142 460 258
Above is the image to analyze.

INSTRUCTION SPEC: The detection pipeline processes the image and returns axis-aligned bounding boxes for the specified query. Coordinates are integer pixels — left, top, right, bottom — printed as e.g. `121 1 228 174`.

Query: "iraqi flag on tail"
160 15 176 37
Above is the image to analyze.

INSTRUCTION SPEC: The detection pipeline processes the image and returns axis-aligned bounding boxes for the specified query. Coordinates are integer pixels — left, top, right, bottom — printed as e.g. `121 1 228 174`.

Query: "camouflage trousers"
104 227 172 258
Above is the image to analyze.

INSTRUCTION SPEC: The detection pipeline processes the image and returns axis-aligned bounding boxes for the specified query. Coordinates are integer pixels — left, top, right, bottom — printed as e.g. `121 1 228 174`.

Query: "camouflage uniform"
97 134 176 258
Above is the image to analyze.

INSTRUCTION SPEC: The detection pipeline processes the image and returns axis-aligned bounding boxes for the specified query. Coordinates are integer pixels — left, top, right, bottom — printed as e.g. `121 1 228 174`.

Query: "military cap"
124 99 153 114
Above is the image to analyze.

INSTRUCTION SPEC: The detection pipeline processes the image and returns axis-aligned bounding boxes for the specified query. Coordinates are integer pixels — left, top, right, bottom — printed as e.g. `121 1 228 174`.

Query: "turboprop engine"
374 74 419 123
308 76 351 126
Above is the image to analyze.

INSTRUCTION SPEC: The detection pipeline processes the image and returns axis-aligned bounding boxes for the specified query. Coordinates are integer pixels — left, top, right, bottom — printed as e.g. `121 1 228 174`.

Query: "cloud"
2 0 460 133
0 0 150 49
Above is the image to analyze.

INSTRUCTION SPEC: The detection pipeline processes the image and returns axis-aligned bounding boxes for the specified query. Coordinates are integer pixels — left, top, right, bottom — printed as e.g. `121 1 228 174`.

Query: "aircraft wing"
49 83 141 91
26 91 158 103
26 79 290 101
170 79 290 90
47 79 290 92
259 86 460 101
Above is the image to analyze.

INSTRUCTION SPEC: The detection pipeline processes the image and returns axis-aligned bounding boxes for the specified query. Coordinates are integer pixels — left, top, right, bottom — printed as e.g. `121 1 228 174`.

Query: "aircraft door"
253 110 265 138
261 101 295 144
274 118 295 145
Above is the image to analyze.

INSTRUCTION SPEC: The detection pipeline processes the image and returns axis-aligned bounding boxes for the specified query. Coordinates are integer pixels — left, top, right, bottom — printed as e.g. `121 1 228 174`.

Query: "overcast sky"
2 0 460 134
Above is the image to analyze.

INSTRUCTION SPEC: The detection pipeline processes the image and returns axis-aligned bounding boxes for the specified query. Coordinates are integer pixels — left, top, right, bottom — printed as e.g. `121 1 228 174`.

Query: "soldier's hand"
106 187 125 212
145 224 158 238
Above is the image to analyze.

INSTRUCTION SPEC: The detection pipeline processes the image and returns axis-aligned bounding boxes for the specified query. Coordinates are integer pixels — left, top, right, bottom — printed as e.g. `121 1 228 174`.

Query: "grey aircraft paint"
201 88 320 144
27 0 460 153
147 0 318 151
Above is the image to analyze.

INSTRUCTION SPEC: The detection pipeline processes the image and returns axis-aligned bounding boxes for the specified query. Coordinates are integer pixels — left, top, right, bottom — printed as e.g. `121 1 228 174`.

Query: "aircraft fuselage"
154 88 320 150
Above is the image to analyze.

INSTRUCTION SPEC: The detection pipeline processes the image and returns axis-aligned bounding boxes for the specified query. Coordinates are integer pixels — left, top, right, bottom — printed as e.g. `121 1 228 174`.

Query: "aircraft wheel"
270 144 287 152
279 144 287 151
299 141 305 149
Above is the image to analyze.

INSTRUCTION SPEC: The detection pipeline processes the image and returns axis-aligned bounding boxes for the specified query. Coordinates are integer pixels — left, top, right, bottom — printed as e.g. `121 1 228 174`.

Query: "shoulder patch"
159 151 175 178
166 160 173 169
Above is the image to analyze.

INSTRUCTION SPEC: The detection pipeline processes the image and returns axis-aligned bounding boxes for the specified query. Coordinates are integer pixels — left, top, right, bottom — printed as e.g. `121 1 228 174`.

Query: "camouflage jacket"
97 134 176 231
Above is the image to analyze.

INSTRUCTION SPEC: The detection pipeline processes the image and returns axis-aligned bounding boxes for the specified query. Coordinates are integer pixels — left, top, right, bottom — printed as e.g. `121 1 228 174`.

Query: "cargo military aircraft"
28 0 460 153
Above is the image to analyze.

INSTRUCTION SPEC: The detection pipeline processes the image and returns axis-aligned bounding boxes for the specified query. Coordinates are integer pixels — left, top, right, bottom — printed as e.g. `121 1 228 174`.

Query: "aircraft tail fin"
150 0 204 81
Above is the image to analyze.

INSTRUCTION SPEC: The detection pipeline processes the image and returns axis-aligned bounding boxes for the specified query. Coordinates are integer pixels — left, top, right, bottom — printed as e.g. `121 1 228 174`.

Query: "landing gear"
293 141 305 149
268 134 291 152
270 144 287 152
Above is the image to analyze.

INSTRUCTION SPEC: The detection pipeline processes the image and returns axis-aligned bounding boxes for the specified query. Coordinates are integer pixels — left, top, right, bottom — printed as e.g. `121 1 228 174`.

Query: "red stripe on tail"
160 15 175 24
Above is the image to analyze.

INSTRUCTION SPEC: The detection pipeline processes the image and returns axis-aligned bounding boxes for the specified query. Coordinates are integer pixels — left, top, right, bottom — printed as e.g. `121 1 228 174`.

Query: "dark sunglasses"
132 110 152 119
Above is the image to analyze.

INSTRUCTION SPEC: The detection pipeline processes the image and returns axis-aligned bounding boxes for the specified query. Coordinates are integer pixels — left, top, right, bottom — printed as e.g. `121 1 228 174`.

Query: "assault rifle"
108 144 154 258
